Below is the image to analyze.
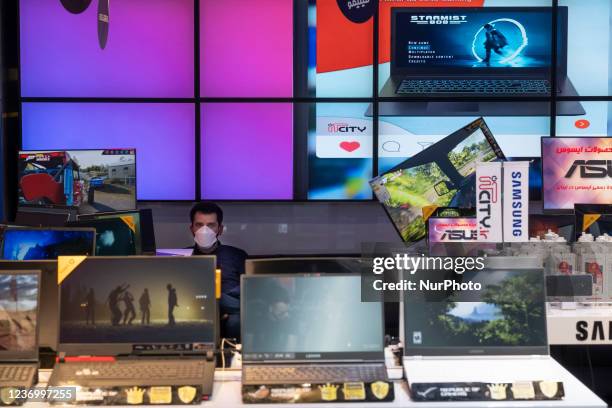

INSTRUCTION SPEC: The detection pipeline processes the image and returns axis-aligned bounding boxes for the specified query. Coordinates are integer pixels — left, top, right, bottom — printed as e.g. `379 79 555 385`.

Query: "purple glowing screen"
21 103 196 200
20 0 194 97
200 0 293 97
201 104 293 199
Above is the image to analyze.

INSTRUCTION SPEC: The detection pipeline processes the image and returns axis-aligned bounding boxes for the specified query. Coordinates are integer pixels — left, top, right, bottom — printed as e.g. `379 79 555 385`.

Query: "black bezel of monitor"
403 264 548 357
390 7 562 76
17 149 137 213
1 227 97 260
0 269 41 361
57 256 218 357
541 137 612 214
245 257 364 275
241 273 385 363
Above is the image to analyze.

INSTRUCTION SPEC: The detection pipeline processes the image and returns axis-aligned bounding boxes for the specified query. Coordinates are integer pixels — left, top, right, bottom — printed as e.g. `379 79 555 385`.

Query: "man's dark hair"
190 202 224 225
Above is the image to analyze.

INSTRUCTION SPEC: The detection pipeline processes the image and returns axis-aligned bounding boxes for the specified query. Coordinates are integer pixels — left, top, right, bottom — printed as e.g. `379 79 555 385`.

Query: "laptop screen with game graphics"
242 274 384 362
58 256 217 355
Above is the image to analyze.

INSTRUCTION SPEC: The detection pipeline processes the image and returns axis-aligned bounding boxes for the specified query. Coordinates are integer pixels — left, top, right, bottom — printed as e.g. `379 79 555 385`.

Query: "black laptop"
376 7 584 117
0 270 41 398
241 274 393 403
48 256 218 405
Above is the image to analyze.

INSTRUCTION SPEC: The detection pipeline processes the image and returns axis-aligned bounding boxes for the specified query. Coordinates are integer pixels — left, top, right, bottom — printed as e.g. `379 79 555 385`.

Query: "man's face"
269 302 290 321
190 212 222 237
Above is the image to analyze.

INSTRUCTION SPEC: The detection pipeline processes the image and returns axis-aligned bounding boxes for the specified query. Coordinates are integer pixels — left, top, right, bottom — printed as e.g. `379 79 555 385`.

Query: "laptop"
66 218 138 256
48 256 218 404
0 261 58 352
376 7 584 117
242 274 393 403
1 227 96 260
403 257 564 401
77 209 157 255
0 270 41 396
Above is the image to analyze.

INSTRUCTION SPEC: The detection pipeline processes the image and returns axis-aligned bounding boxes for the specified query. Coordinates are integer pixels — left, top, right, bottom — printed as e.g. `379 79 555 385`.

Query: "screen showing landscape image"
0 273 39 352
405 270 546 349
448 131 498 177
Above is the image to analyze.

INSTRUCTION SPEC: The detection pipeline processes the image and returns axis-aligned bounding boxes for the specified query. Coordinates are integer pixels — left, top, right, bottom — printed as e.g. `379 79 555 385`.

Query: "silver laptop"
0 270 41 393
403 257 559 385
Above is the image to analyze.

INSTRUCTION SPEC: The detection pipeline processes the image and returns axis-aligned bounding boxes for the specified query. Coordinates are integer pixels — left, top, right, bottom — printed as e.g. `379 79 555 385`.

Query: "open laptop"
0 270 41 395
66 218 138 256
242 274 393 403
376 7 584 116
48 256 218 404
0 261 58 352
77 209 156 255
1 227 96 260
403 257 564 401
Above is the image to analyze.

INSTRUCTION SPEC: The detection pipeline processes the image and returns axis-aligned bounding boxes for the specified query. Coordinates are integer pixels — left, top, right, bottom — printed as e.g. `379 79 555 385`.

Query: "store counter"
27 363 605 408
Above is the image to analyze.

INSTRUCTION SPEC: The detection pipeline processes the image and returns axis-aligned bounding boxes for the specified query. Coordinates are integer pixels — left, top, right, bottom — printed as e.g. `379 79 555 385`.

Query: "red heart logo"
340 141 360 153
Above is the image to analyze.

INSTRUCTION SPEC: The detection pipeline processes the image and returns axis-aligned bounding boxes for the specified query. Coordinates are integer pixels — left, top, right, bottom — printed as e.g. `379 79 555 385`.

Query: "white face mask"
194 226 218 249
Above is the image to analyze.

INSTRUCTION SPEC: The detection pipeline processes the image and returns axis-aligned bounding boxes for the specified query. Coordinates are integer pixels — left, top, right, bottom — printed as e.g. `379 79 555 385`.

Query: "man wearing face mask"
190 202 247 340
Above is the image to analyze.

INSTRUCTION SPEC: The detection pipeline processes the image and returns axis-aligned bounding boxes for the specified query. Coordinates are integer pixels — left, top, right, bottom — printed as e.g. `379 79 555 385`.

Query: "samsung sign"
502 162 529 242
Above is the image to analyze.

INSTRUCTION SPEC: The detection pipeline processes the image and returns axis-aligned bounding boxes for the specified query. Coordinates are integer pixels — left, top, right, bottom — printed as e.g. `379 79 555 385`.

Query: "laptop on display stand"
0 270 41 396
403 257 566 402
373 7 584 117
241 274 394 403
48 256 218 405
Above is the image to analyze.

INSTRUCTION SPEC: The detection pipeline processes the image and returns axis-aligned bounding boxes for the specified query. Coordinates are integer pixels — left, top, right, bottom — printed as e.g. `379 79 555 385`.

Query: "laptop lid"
14 211 70 227
390 7 554 77
242 274 384 363
57 256 217 356
246 257 364 275
77 209 156 255
0 270 41 361
1 227 96 260
67 217 138 256
0 261 58 350
403 257 548 357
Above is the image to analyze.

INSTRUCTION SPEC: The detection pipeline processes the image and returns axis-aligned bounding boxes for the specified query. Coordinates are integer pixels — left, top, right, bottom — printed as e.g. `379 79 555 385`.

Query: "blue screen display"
2 229 95 260
395 9 552 69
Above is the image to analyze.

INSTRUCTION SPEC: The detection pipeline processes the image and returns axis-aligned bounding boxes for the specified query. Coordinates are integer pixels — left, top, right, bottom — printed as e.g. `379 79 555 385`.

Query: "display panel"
242 275 383 361
68 218 138 256
21 103 195 201
200 0 293 97
18 150 136 214
404 268 547 355
542 137 612 210
1 228 95 260
201 104 293 200
59 257 216 346
0 272 39 354
20 0 194 97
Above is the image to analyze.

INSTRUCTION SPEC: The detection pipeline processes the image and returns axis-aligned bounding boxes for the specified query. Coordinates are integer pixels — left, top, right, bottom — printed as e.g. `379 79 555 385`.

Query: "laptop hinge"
206 351 215 362
58 352 66 363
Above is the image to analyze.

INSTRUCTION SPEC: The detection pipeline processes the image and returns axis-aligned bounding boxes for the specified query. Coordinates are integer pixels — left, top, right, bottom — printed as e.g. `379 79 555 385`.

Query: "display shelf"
25 364 605 408
548 305 612 345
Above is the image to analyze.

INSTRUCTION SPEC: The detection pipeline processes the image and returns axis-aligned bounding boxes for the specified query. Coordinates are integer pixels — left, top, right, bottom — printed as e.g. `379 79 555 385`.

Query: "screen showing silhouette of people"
167 284 178 326
482 23 508 66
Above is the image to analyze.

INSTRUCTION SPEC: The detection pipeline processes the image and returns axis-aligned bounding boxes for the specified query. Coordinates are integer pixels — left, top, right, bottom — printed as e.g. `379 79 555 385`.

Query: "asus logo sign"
410 15 467 25
441 230 477 241
565 160 612 178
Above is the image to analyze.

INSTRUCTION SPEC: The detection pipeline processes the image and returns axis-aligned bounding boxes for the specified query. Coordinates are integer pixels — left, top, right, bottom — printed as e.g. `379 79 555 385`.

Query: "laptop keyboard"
60 360 207 380
0 365 35 382
244 364 387 383
396 79 551 95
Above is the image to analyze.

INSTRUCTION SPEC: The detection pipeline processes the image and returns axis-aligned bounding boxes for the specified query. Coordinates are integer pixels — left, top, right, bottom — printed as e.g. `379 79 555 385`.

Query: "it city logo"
565 160 612 179
477 175 499 240
328 123 367 133
336 0 375 24
411 15 468 25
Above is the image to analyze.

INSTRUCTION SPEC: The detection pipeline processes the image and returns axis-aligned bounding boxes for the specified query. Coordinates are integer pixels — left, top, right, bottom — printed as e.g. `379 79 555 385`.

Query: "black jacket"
192 243 247 299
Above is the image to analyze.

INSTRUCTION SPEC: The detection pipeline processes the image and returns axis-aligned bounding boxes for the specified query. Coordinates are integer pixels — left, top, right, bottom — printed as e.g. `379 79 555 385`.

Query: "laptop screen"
393 8 552 71
242 274 384 362
58 257 216 354
404 267 547 356
1 228 96 260
68 217 138 256
0 271 40 359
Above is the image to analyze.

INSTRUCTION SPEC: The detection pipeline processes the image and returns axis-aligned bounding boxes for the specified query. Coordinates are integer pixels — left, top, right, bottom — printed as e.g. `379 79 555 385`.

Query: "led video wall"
19 0 612 201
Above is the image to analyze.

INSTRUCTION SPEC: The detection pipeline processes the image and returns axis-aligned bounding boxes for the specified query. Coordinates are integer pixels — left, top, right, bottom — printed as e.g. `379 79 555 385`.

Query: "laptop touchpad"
427 102 480 114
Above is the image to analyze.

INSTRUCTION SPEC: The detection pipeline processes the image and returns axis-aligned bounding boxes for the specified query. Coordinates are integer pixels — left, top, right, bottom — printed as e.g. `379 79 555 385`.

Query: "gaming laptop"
48 256 218 404
1 227 96 261
0 270 41 391
403 257 561 395
376 7 584 116
242 274 392 402
66 218 138 256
